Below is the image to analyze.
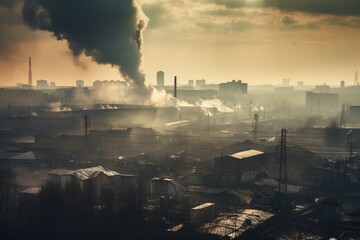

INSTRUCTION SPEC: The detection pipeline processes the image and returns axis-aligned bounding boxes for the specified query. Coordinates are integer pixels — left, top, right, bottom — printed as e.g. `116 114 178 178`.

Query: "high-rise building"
283 78 290 86
188 80 194 87
195 79 206 89
340 81 345 88
157 71 164 88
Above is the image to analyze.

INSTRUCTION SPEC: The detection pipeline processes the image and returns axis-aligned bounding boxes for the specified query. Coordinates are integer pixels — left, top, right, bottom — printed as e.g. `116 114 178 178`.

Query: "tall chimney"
174 76 177 98
28 57 32 89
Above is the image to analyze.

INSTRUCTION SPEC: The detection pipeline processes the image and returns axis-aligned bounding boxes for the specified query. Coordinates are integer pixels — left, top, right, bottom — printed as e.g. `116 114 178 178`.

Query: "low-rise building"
37 79 49 89
215 149 266 185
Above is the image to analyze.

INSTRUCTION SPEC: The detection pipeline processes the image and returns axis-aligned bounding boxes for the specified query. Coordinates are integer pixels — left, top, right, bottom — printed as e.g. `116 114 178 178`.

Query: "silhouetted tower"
278 129 288 212
355 70 359 86
157 71 164 88
340 80 345 88
28 57 32 89
174 76 177 98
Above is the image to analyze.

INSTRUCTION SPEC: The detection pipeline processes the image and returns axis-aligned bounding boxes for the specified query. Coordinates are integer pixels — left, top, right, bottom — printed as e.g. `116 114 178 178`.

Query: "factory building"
349 106 360 123
93 80 127 89
36 79 49 89
305 92 339 115
219 80 248 101
314 84 330 93
215 149 266 185
195 79 206 89
168 89 218 103
0 89 48 107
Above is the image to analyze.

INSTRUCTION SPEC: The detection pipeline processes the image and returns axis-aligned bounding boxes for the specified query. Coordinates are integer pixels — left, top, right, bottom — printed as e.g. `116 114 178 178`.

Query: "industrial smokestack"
28 57 32 89
174 76 177 98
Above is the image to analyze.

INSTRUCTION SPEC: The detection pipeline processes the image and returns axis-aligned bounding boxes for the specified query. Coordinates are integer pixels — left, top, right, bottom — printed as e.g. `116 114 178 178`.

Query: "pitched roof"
253 178 303 193
49 166 120 181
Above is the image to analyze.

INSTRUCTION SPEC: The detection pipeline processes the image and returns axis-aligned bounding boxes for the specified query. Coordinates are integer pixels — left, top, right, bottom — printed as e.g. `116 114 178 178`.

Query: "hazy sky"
0 0 360 87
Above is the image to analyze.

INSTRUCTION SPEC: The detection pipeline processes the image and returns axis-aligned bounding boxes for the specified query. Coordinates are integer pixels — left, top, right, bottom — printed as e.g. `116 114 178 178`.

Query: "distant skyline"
0 0 360 86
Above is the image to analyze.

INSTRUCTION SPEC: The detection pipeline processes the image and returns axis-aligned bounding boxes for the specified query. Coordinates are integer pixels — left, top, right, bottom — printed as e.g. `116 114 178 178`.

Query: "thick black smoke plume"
22 0 147 86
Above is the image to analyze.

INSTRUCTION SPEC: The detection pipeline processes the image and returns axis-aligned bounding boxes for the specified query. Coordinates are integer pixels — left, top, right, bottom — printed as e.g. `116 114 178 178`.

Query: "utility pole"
199 107 202 131
220 148 223 185
278 129 287 212
84 114 88 146
345 142 354 188
336 160 342 194
213 106 216 126
19 107 23 136
253 113 259 142
154 108 157 131
249 101 252 120
349 142 353 159
207 113 210 137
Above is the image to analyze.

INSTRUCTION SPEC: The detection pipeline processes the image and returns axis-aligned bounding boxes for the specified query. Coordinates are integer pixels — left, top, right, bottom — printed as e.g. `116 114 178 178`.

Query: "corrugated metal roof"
192 202 215 210
167 224 184 232
253 178 302 193
49 166 120 181
187 186 227 194
165 120 190 126
199 209 274 239
229 149 264 160
229 189 255 205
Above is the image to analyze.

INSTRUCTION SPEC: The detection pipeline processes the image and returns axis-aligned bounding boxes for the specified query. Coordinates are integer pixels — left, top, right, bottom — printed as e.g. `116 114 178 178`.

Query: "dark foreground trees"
0 168 17 230
1 180 165 240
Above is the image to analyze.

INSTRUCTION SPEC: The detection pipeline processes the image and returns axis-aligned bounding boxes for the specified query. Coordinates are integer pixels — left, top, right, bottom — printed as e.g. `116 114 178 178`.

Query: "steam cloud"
22 0 148 86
